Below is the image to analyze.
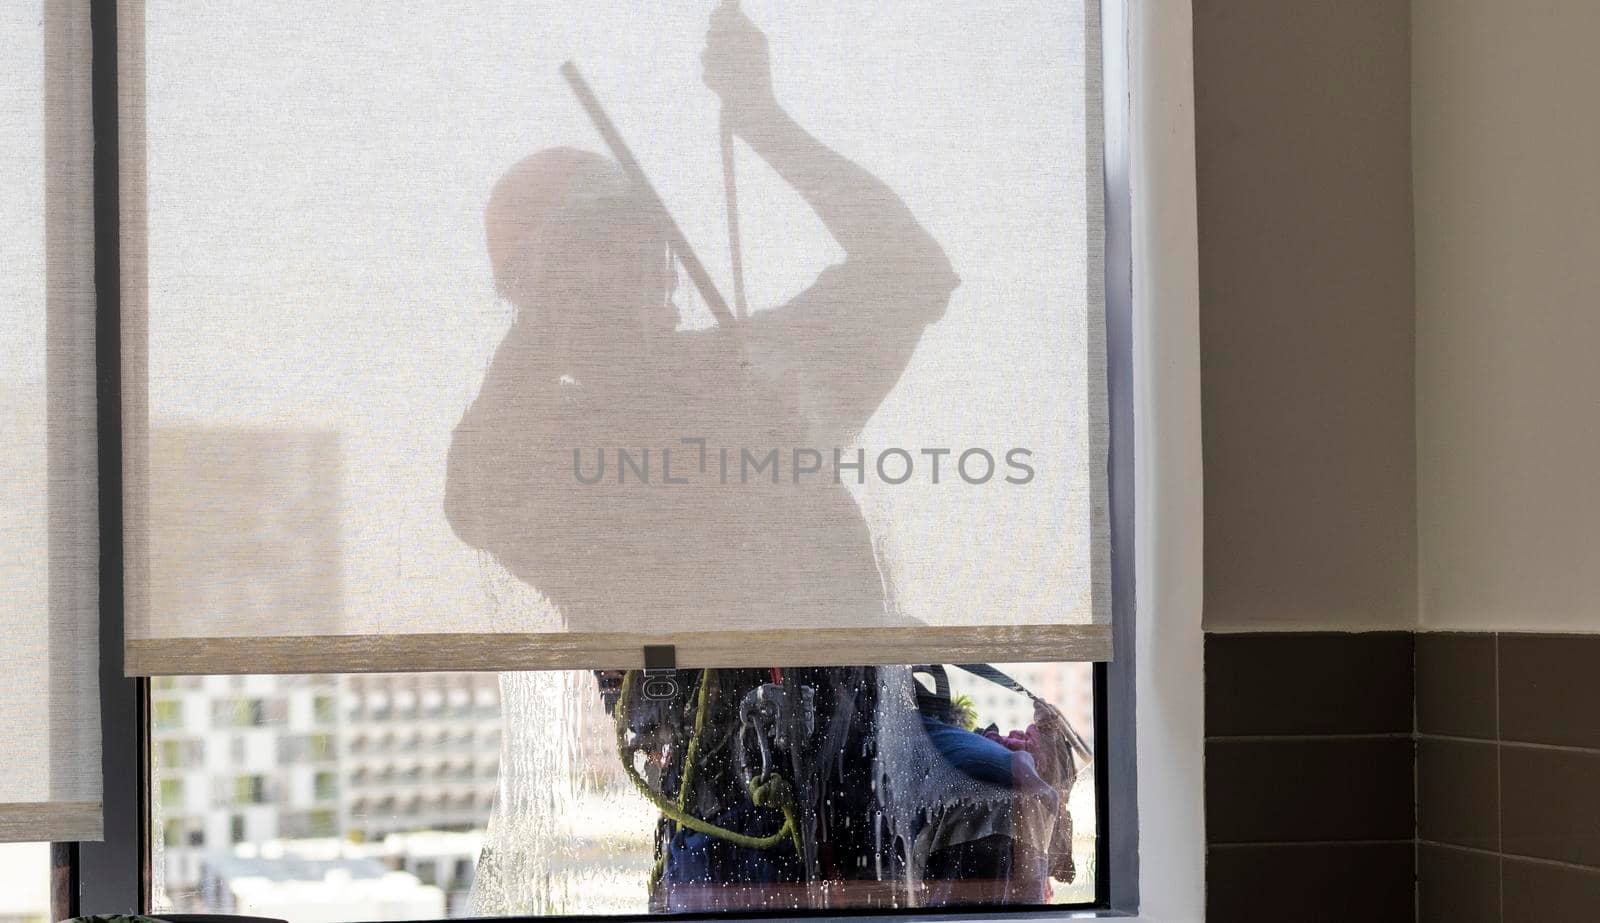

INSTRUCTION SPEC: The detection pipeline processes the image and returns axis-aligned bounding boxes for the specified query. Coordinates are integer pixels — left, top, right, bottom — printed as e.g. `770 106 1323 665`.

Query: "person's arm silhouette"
704 5 959 443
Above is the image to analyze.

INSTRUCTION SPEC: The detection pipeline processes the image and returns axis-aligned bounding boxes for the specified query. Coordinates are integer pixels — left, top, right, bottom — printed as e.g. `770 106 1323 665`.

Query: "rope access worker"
444 4 1068 911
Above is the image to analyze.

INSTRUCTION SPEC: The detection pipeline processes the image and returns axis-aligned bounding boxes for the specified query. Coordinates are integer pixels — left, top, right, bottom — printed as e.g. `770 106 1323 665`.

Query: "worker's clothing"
625 667 1067 911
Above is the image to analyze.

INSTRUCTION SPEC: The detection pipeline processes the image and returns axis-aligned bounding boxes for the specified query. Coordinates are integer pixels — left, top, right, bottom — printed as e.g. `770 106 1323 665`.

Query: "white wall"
1414 0 1600 631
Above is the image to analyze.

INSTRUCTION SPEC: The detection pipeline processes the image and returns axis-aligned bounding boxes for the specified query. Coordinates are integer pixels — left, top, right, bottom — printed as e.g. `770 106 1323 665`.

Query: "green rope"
650 667 715 885
616 669 803 892
675 668 716 818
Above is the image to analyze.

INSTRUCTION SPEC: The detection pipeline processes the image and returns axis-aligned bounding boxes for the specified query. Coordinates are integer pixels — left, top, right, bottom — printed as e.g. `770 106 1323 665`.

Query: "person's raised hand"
702 1 778 131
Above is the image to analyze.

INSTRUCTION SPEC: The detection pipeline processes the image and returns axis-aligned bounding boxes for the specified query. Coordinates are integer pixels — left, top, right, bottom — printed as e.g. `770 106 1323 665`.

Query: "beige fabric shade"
122 0 1108 675
1 2 103 842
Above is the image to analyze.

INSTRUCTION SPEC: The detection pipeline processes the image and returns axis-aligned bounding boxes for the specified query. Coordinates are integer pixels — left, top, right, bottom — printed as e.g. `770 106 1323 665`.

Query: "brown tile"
1206 738 1414 843
1416 632 1498 739
1504 858 1600 923
1418 737 1500 851
1501 634 1600 748
1208 843 1414 923
1206 632 1414 736
1502 745 1600 867
1418 844 1501 923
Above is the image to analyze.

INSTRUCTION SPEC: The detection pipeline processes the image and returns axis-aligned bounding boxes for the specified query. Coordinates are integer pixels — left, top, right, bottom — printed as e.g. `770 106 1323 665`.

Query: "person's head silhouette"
485 148 678 371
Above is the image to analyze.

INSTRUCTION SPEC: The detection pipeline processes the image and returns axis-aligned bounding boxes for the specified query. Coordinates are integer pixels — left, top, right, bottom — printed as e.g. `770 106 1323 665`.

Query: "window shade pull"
641 644 680 700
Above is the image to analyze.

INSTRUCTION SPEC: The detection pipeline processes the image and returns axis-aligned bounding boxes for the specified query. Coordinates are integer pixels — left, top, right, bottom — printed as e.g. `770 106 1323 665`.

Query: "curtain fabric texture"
1 2 103 842
122 1 1107 675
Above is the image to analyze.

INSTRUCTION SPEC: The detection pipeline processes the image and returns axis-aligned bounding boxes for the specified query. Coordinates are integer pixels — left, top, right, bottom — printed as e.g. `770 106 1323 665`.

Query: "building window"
313 694 337 725
156 738 205 771
229 775 268 806
152 700 183 731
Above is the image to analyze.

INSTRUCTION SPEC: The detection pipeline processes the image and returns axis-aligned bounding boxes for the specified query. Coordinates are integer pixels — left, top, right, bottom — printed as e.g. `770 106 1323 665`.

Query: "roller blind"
122 1 1108 675
1 2 103 841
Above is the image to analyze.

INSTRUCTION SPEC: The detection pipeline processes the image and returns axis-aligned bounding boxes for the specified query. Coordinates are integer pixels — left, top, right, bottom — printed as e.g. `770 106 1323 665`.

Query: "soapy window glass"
149 664 1097 917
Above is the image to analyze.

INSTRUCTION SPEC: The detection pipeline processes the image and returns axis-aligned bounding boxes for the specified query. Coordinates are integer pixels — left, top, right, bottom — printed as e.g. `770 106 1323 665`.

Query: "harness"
613 669 803 890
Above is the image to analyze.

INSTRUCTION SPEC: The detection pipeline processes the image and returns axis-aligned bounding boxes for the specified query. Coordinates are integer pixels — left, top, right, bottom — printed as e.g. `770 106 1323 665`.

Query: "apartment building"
151 672 502 908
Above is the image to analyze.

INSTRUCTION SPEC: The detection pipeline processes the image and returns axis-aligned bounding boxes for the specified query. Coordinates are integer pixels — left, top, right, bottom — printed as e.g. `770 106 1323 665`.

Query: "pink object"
981 724 1044 754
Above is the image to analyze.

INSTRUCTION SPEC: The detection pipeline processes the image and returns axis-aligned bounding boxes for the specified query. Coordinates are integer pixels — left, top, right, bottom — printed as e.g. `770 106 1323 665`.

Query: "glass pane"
151 665 1096 917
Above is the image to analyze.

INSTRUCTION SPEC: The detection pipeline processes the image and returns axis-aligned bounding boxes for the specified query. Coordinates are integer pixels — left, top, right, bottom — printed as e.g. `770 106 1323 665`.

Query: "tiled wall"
1205 633 1416 922
1206 632 1600 921
1417 633 1600 922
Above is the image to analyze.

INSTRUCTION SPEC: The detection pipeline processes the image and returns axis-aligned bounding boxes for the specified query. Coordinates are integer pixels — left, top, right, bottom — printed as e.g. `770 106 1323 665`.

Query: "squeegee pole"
560 61 736 327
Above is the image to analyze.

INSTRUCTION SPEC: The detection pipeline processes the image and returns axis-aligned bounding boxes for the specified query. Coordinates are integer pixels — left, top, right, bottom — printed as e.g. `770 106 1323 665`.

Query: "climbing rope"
614 669 803 890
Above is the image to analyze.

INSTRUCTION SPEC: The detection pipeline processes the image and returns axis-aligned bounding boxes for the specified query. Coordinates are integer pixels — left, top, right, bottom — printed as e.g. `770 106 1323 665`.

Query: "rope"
648 667 715 886
615 670 803 891
674 668 716 818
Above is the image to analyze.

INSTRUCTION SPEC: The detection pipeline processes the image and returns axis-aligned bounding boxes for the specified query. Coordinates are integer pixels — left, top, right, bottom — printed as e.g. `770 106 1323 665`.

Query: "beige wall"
1195 0 1417 630
1414 0 1600 631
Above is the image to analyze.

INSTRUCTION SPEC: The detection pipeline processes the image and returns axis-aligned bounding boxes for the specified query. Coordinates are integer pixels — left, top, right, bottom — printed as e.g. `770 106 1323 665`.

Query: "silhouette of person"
443 10 1077 912
444 5 958 635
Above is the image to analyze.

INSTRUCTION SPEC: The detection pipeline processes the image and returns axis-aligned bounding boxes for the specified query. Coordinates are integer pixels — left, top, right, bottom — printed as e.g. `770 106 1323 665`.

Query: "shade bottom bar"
0 801 103 843
127 625 1112 676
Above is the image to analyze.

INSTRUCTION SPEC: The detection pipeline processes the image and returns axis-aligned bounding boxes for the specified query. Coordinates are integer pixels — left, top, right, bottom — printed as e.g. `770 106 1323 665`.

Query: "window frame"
66 0 1140 917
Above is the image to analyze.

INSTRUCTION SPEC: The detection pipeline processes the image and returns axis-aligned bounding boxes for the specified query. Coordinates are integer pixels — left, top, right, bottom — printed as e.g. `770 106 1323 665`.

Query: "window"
158 779 184 811
156 739 205 771
162 819 186 849
279 733 337 765
212 698 289 729
151 665 1100 917
41 0 1137 918
152 700 183 731
314 771 338 802
225 776 270 807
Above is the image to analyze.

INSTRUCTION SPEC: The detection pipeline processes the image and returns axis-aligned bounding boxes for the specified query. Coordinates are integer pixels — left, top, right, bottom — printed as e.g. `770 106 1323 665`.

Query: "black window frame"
63 0 1139 917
